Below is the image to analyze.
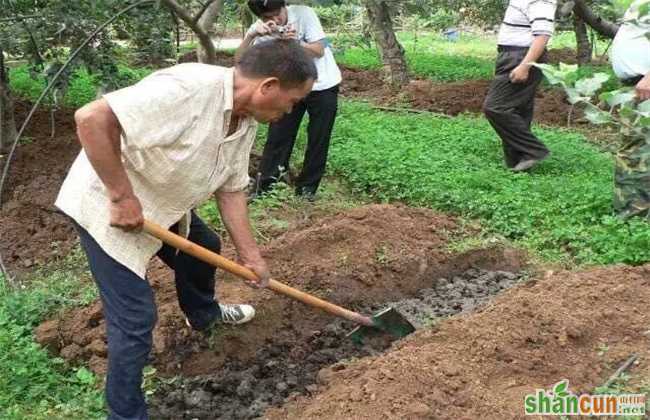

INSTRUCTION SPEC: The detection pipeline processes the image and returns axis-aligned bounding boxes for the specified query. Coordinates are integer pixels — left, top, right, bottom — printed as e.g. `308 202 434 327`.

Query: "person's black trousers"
483 46 550 168
73 212 221 420
258 84 339 195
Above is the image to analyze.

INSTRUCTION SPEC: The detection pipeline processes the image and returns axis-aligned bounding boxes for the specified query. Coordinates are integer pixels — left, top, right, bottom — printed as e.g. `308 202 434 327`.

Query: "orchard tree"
364 0 409 87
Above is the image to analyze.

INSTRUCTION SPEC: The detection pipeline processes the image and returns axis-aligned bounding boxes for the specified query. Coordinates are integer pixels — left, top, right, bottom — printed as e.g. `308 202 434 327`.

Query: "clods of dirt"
267 264 650 420
388 268 522 328
0 102 80 275
36 205 527 379
147 267 524 420
148 321 382 420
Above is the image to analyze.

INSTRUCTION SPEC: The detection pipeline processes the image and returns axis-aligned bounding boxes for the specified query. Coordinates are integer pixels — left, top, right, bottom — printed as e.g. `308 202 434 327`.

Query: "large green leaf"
584 103 613 124
575 73 610 97
600 89 637 108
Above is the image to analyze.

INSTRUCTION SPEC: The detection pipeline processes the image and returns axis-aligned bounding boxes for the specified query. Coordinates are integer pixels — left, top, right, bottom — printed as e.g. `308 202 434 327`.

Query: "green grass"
328 101 650 265
9 64 153 108
0 251 105 419
334 31 613 83
335 37 495 82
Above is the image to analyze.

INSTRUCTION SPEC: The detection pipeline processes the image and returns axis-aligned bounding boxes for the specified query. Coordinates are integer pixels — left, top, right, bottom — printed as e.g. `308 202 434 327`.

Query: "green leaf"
584 103 613 124
75 367 95 385
575 73 610 97
558 63 579 75
532 63 564 85
565 87 590 105
599 89 637 108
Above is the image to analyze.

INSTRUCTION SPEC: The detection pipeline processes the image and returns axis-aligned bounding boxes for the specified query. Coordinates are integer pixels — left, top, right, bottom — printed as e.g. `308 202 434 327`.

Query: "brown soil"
267 264 650 419
0 102 80 273
35 204 527 378
340 66 581 127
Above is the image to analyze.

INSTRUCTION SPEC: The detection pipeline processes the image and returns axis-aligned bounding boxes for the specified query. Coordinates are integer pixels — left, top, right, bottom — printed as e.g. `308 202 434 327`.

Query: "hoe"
143 220 415 344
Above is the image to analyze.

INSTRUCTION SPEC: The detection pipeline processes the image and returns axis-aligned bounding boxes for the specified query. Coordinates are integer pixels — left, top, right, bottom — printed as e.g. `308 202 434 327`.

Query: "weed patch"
329 102 650 265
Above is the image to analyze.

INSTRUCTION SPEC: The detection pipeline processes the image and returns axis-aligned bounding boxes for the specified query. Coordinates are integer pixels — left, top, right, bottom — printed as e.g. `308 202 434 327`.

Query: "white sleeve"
301 8 326 43
529 0 557 36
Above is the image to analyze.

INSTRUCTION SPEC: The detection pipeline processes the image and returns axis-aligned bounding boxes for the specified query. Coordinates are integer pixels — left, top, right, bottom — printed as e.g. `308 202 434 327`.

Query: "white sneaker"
184 303 256 330
218 303 256 325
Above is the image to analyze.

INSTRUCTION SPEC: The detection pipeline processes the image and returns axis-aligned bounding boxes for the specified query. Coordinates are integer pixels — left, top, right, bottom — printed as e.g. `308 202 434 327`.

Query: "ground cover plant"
328 101 650 265
333 31 613 83
0 255 104 419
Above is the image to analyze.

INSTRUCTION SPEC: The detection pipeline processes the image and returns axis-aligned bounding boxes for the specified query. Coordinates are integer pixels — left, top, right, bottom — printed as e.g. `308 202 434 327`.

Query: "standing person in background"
237 0 342 201
609 0 650 218
483 0 557 172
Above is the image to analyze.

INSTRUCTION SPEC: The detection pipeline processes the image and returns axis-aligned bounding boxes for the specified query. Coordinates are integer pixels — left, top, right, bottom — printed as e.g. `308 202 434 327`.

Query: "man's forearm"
215 190 262 261
75 98 134 202
301 40 324 58
522 35 550 66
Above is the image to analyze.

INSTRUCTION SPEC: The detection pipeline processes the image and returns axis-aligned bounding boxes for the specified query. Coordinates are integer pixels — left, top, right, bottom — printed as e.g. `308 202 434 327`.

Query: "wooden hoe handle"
142 220 373 327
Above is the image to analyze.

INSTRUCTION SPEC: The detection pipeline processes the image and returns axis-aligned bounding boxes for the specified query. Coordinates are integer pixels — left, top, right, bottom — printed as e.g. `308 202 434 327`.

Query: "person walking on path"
483 0 557 172
55 39 316 419
238 0 342 200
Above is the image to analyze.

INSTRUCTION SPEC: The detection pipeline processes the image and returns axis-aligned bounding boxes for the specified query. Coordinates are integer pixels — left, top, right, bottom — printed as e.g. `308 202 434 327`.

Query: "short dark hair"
248 0 286 17
237 39 318 88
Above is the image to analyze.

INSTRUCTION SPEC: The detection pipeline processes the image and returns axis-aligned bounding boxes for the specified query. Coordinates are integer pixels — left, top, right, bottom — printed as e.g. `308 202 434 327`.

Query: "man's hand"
240 255 270 288
510 64 531 83
636 74 650 101
109 193 144 231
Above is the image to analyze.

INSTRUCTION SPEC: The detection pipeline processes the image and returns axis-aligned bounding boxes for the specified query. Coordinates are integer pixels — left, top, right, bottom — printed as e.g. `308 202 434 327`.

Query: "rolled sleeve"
103 72 199 150
529 0 557 36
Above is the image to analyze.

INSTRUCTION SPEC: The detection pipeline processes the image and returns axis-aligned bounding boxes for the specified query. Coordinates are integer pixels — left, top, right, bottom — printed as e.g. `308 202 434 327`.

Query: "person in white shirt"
483 0 557 172
56 40 316 420
610 0 650 100
238 0 342 200
609 0 650 218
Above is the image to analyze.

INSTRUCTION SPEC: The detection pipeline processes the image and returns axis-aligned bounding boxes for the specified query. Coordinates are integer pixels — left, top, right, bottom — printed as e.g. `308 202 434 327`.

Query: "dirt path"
341 66 580 127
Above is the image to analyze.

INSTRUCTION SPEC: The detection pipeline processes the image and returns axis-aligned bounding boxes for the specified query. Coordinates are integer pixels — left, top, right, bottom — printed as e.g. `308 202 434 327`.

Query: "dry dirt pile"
267 265 650 420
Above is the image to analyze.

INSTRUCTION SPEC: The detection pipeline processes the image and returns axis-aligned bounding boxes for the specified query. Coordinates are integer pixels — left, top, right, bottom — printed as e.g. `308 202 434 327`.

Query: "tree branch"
193 0 217 25
573 0 620 39
160 0 218 64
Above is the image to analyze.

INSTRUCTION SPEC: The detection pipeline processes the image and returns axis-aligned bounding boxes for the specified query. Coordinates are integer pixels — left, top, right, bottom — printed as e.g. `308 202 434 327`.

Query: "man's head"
248 0 288 26
235 39 317 123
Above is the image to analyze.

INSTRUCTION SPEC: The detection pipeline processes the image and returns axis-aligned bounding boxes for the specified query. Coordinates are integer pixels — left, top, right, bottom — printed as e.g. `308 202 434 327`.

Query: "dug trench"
35 204 528 419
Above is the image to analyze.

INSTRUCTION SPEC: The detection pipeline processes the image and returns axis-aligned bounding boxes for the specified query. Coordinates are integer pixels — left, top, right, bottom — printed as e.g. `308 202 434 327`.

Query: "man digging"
483 0 557 172
55 40 316 420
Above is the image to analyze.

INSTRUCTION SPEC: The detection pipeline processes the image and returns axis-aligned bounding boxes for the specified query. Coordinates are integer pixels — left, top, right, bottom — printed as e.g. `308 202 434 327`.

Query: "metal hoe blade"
347 307 416 345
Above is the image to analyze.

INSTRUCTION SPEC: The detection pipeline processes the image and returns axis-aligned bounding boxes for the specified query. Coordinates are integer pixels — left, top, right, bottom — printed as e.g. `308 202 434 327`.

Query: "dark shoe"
295 186 317 202
512 153 550 172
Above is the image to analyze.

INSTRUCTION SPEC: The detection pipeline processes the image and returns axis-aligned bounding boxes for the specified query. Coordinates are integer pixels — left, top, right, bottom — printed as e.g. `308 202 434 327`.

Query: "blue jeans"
74 212 222 420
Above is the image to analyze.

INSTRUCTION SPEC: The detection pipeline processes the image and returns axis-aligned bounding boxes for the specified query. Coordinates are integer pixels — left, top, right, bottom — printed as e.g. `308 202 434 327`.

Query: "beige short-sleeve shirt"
55 64 256 278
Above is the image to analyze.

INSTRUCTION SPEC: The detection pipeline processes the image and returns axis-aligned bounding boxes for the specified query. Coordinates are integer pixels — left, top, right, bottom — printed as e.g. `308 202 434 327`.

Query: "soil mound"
0 102 79 273
267 264 650 419
35 205 526 380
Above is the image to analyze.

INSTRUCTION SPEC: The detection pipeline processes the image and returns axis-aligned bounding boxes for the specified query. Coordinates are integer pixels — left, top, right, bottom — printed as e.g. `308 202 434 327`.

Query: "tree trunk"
364 0 409 88
197 0 223 64
573 0 620 39
0 47 17 155
161 0 221 65
573 14 592 65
